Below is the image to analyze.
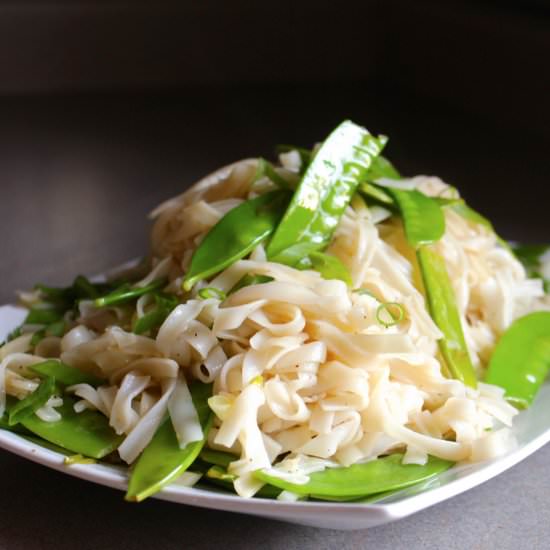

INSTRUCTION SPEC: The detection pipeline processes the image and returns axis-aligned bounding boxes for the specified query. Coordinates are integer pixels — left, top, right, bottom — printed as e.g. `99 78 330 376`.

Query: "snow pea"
254 454 452 498
452 202 493 232
132 293 178 335
0 399 32 435
390 189 445 247
451 202 512 252
36 275 105 302
358 182 395 206
94 278 166 308
203 466 282 499
23 434 72 455
25 306 64 325
390 188 475 387
19 398 123 458
183 190 291 291
125 382 213 502
269 243 352 285
34 276 120 318
417 246 477 387
275 144 312 170
512 244 550 293
27 315 66 348
228 274 273 295
301 251 352 286
19 276 115 345
364 154 401 181
254 158 296 189
8 377 57 426
29 359 104 387
485 312 550 408
199 448 237 468
266 120 386 260
267 241 319 266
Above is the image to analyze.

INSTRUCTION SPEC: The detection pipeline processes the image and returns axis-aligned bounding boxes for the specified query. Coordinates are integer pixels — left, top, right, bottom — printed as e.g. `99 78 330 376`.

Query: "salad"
1 120 549 503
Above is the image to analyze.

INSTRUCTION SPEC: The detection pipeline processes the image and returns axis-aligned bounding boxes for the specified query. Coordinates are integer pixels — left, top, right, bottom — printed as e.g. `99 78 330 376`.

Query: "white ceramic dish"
1 304 549 530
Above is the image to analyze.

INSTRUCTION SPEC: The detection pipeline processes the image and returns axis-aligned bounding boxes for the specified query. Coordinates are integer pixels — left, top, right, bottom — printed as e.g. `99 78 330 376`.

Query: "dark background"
0 2 549 549
0 0 548 300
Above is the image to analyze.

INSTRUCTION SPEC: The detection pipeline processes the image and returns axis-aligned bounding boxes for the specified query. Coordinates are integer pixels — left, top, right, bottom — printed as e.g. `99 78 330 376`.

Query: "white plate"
1 304 549 530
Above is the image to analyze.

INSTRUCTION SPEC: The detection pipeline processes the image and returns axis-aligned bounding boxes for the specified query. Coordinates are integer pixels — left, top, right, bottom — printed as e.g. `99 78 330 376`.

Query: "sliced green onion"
94 278 166 308
198 287 227 301
376 302 405 328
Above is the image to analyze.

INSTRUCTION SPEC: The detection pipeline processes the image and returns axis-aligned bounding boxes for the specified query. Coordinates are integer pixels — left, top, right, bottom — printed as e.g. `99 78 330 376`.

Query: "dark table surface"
0 88 549 549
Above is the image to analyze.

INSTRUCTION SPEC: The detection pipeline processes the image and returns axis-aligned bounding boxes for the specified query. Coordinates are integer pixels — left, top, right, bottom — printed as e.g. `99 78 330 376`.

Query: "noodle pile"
1 155 548 497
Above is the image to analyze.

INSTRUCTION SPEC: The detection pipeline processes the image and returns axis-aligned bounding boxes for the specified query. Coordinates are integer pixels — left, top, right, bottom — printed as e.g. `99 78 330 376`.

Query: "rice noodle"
2 160 547 497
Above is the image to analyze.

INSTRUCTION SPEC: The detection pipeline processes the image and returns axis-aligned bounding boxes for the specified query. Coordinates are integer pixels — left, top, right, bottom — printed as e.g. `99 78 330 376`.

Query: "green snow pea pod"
300 251 352 286
358 182 395 206
183 190 291 291
512 244 549 272
30 330 46 347
512 244 550 293
45 320 66 337
417 246 477 387
8 377 57 426
254 454 452 498
28 317 66 348
25 306 64 325
23 434 74 455
452 202 493 231
29 359 104 387
267 241 320 266
358 154 400 206
132 293 178 335
266 120 386 260
71 275 102 299
125 382 213 502
199 448 237 468
20 398 122 458
0 398 32 434
36 275 109 304
228 274 273 295
364 154 401 181
390 187 475 386
94 278 167 308
133 309 169 335
433 197 464 209
485 312 550 408
203 466 282 499
0 415 28 434
390 189 445 247
310 489 399 502
275 144 312 170
268 242 352 285
451 202 512 252
254 158 298 189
